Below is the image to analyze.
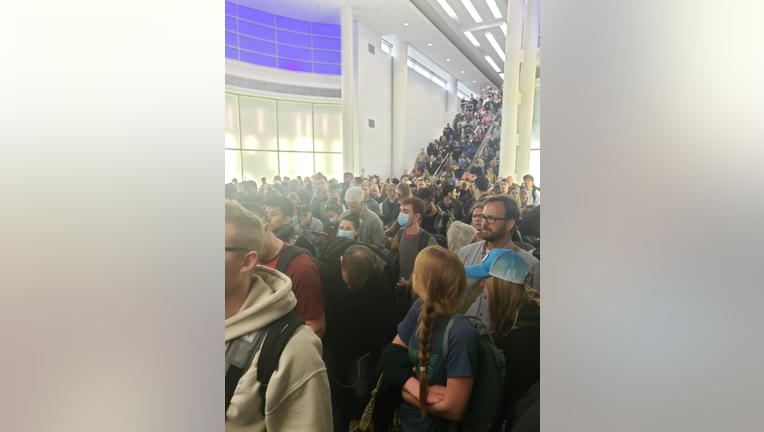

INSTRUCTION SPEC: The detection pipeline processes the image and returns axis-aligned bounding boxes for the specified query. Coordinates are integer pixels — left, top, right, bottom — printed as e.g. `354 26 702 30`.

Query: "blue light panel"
226 2 342 75
276 15 311 34
276 29 312 48
240 36 276 55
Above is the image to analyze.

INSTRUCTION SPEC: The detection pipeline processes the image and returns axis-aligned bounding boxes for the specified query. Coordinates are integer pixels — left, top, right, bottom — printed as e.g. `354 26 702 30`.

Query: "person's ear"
507 219 516 231
241 251 258 274
340 256 343 265
262 223 272 237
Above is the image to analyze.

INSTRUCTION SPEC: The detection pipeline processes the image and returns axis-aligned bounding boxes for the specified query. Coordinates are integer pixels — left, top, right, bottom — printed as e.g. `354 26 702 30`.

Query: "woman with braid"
392 246 478 431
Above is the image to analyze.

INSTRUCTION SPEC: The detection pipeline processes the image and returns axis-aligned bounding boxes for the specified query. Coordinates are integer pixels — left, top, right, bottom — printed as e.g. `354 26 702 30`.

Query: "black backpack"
224 309 305 416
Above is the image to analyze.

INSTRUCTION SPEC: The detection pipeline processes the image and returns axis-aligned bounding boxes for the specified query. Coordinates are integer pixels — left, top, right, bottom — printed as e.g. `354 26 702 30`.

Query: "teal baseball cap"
465 249 529 284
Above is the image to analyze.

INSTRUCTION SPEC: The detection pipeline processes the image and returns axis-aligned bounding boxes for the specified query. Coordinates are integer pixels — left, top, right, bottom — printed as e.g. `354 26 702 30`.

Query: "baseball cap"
465 249 529 284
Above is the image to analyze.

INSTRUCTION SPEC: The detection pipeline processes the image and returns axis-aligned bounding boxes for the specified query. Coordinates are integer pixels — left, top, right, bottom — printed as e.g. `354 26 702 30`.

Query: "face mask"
337 230 354 239
398 212 412 228
329 217 339 224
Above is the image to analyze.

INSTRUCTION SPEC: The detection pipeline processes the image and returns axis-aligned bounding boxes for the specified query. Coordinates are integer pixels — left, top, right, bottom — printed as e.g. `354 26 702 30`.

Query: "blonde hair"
225 199 264 253
410 246 466 415
484 277 539 345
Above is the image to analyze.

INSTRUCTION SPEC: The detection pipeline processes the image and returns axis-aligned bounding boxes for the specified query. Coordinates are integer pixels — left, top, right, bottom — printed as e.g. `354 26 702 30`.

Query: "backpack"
421 315 505 432
396 228 447 251
224 309 305 416
274 245 333 309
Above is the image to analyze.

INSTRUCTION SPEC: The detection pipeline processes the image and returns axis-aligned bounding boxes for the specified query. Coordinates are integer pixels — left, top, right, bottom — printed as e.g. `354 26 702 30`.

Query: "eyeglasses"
225 247 250 253
475 214 508 224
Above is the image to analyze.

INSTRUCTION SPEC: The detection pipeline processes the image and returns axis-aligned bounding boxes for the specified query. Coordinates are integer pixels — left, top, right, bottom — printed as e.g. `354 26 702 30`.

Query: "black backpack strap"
225 328 269 415
256 309 306 415
274 245 307 274
418 230 432 251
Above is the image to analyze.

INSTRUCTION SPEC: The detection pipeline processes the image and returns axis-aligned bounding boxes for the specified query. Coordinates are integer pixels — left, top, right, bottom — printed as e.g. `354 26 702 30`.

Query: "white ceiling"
235 0 498 91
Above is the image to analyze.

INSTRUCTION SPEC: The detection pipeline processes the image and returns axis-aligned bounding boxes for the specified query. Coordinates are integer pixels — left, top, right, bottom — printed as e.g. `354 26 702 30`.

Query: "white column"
341 4 355 174
498 0 525 180
391 38 408 176
516 0 539 179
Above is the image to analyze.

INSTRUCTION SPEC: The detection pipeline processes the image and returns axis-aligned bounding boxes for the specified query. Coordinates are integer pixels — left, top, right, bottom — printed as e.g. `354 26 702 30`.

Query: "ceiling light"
446 59 451 61
461 71 465 73
500 73 505 79
436 0 460 22
428 43 432 46
403 23 409 26
485 55 502 72
464 31 480 47
484 31 506 62
500 23 507 36
473 80 476 83
485 0 502 19
461 0 483 23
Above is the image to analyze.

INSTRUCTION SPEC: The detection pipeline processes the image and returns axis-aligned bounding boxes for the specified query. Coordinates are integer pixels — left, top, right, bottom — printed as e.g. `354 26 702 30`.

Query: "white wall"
355 22 393 178
405 69 448 170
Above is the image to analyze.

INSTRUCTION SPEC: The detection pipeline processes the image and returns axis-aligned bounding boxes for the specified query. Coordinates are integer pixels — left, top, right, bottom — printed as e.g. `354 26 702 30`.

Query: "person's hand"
397 278 409 288
317 232 329 244
426 385 447 405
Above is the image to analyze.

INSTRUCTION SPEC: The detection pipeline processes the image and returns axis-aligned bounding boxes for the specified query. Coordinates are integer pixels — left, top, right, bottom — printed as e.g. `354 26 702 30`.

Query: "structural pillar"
499 0 525 181
391 38 409 176
516 0 539 179
446 78 459 120
340 4 355 174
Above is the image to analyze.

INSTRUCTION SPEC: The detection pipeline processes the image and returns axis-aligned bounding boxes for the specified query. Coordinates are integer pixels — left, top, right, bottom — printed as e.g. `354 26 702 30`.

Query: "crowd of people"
413 86 505 181
224 85 540 432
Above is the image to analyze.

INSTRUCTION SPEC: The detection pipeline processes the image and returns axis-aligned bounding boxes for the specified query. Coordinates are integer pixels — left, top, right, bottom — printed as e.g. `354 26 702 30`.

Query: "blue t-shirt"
397 298 478 432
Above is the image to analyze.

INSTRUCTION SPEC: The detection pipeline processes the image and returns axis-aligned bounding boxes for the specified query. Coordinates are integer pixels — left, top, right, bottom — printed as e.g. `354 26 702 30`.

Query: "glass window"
277 101 313 151
314 153 344 182
381 40 392 55
529 150 540 186
225 93 342 179
432 75 447 88
225 94 239 149
239 96 278 150
414 63 430 79
407 58 413 68
225 149 242 183
242 150 278 183
312 104 343 152
279 152 315 178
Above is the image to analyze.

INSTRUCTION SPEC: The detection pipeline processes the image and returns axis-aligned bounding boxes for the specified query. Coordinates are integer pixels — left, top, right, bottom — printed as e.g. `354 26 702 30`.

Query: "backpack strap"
274 245 307 274
418 230 433 251
256 309 305 415
460 283 483 315
441 315 458 358
225 328 269 415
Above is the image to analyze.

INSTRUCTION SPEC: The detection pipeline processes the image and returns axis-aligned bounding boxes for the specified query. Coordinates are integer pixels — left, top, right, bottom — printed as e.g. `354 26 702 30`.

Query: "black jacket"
489 301 540 432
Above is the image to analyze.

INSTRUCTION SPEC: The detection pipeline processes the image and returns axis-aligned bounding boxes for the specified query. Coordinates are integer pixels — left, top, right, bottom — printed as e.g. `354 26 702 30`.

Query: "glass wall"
224 92 343 183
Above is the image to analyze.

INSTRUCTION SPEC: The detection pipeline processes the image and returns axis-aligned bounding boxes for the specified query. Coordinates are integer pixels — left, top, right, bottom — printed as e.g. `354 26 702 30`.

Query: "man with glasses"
457 195 540 331
224 200 332 430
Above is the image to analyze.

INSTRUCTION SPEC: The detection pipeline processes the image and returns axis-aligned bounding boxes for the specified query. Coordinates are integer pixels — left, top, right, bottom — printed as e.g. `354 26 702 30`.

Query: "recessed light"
461 71 465 73
473 80 476 83
428 43 432 46
403 23 409 26
446 59 450 61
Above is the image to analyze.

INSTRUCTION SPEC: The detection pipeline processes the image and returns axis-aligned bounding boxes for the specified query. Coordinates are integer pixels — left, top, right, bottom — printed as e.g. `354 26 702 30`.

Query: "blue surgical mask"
337 230 354 239
397 212 412 228
329 217 339 224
